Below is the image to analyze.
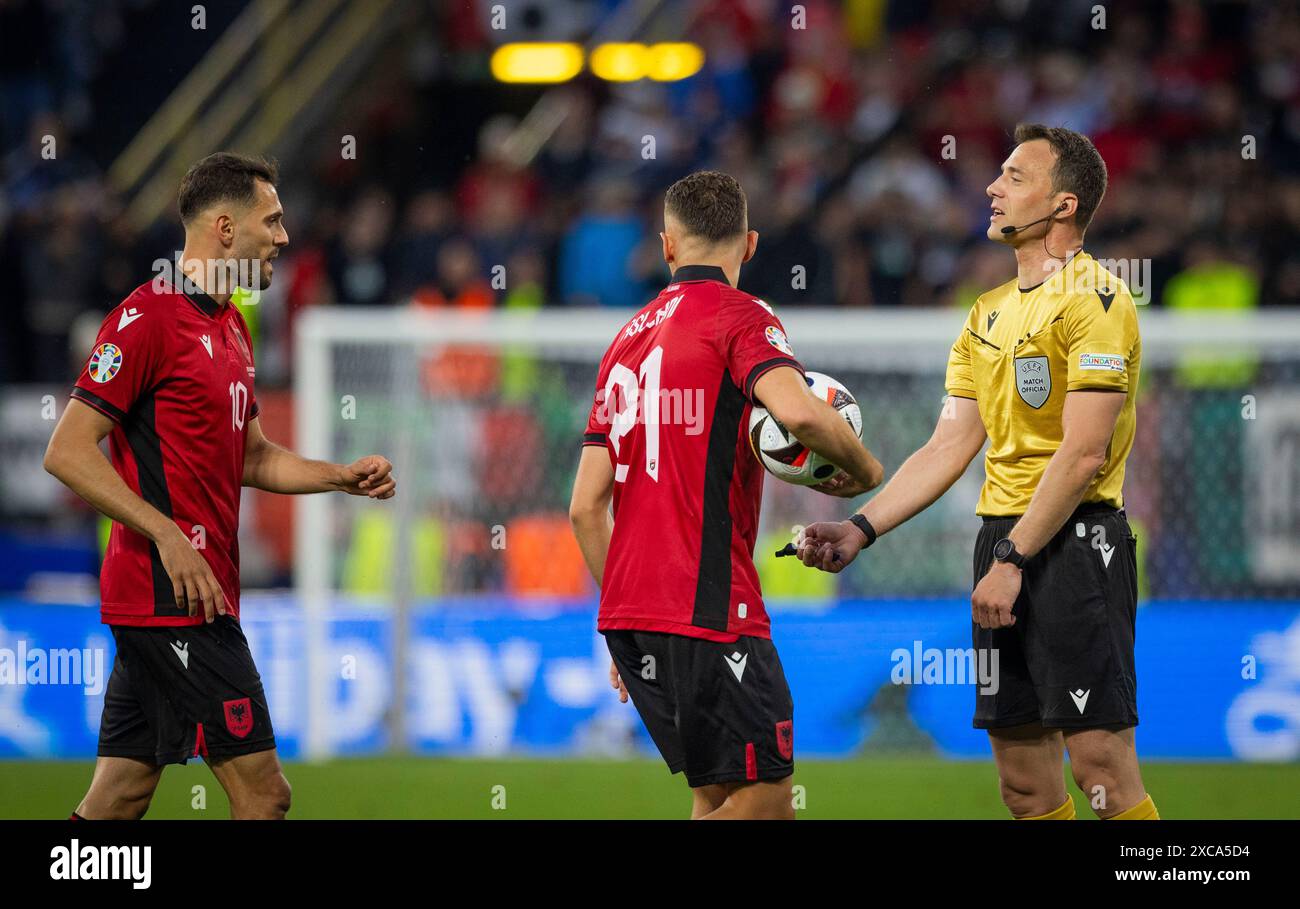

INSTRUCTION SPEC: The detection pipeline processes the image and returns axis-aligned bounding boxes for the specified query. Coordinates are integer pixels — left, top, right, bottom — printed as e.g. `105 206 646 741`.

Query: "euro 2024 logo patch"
88 343 123 383
765 324 794 356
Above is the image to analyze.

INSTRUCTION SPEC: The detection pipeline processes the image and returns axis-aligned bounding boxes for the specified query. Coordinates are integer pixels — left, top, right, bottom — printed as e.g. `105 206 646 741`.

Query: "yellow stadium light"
491 43 584 83
647 43 704 81
590 43 650 82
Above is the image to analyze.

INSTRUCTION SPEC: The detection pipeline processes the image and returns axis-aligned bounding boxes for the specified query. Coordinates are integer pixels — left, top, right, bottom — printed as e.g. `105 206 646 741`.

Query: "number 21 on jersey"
605 345 662 483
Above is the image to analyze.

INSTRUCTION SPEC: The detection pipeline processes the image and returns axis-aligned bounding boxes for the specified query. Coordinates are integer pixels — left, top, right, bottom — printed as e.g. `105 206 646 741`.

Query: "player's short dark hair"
664 170 748 244
177 152 279 224
1013 124 1108 231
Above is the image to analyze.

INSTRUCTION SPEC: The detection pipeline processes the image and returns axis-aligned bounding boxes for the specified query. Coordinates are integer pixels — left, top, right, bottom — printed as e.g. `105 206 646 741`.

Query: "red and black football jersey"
584 265 804 642
71 279 259 627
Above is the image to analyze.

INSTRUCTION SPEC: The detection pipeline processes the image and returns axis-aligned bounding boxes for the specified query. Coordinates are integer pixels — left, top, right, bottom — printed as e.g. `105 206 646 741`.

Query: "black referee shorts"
98 616 276 766
972 504 1139 730
605 629 794 788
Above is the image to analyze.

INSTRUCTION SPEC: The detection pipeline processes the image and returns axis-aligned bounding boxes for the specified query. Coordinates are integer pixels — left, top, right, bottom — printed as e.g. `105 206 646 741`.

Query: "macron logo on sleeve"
117 307 143 331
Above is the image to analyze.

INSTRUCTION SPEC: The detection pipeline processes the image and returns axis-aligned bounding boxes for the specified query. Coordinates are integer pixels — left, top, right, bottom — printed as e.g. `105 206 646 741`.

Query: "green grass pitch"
4 758 1299 819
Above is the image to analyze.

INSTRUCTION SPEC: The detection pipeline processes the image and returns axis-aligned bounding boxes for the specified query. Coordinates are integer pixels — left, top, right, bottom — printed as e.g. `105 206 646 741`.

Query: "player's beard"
256 257 274 290
229 251 274 290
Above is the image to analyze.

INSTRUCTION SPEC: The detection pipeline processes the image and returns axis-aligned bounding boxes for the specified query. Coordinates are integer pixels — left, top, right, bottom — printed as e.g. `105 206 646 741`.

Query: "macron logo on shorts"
1099 542 1115 568
170 641 189 669
725 651 747 683
1070 688 1090 714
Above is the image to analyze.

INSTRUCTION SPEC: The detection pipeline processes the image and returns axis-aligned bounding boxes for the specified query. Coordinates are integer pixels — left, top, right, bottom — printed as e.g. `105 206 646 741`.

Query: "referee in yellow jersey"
797 125 1157 820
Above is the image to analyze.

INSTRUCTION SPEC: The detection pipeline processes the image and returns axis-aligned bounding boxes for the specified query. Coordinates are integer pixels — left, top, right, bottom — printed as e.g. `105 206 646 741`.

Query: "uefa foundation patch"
1079 352 1125 372
88 343 123 383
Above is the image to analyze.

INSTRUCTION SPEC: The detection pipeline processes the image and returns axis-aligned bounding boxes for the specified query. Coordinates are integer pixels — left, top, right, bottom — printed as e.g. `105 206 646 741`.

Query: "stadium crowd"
3 0 1299 391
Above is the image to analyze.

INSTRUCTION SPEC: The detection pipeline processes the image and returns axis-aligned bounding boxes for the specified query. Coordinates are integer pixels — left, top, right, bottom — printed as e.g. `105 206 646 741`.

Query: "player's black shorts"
605 629 794 788
973 503 1139 730
98 616 276 765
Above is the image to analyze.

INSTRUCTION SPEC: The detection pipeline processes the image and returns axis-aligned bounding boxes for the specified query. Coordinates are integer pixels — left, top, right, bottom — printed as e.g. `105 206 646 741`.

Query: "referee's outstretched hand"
795 521 865 573
338 455 396 499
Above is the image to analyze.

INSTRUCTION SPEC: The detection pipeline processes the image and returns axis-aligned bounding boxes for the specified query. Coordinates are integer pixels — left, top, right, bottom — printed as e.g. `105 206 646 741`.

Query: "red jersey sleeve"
582 352 612 447
70 299 168 423
715 291 805 403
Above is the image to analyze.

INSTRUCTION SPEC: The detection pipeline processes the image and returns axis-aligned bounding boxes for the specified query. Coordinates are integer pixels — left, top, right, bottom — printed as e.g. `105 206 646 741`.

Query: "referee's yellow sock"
1019 796 1076 820
1107 794 1159 820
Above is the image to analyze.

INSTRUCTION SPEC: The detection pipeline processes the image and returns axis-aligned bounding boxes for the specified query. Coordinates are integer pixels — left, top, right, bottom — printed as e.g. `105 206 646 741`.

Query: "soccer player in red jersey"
44 153 396 819
570 171 884 819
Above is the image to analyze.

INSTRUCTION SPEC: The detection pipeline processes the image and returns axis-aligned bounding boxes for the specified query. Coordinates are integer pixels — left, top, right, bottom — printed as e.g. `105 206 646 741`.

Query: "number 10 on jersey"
229 381 249 432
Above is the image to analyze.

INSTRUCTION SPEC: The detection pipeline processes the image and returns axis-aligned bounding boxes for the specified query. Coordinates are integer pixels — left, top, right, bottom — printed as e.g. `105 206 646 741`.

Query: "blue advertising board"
1 596 1297 761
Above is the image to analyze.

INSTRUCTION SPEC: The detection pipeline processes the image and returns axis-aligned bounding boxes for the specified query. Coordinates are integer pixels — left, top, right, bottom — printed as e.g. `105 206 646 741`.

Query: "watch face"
993 538 1013 561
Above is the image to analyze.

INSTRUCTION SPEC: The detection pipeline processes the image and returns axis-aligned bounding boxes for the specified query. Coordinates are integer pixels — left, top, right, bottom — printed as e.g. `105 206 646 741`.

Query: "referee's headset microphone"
1000 202 1069 235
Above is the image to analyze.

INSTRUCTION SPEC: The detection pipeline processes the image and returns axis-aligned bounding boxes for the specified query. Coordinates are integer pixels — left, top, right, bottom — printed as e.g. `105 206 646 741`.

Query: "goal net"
292 305 1300 755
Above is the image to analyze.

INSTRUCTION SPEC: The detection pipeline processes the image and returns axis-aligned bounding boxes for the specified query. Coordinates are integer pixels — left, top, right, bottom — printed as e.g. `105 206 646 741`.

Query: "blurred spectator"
327 187 395 306
391 189 455 297
413 237 492 309
558 178 644 308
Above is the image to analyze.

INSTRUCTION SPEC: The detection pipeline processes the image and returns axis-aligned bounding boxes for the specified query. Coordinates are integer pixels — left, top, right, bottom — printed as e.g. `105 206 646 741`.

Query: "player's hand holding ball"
810 472 873 498
795 520 869 573
337 455 396 499
749 371 868 494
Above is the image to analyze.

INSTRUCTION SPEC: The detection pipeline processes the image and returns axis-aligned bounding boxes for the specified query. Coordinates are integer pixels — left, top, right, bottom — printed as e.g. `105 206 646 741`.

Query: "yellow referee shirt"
945 252 1141 516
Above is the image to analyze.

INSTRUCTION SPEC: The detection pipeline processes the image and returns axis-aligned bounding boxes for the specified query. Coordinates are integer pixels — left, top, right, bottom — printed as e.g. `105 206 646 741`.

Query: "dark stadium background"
1 0 1298 818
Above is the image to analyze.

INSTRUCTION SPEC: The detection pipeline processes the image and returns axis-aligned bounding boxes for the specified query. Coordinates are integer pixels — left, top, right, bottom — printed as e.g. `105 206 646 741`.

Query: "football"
748 371 863 486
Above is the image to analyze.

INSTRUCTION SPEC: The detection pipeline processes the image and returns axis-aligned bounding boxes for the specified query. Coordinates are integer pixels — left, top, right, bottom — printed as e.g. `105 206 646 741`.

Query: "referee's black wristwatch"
992 537 1027 569
846 514 878 550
